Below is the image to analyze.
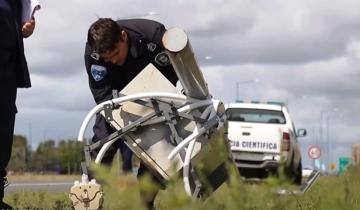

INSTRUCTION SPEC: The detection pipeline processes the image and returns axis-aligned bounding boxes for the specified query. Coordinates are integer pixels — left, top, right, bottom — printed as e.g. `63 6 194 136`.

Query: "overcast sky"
14 0 360 169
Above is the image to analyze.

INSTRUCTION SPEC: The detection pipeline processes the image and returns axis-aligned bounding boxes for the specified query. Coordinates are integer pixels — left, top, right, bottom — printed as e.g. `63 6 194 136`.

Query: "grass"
4 165 360 210
5 191 72 210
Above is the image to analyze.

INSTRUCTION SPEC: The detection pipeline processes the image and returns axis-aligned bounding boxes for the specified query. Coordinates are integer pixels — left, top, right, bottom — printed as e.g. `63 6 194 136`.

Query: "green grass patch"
4 191 72 210
4 165 360 210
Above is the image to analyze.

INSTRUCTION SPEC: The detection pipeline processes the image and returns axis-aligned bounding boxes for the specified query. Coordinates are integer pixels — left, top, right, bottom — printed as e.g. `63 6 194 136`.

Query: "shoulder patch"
154 51 171 67
91 65 107 81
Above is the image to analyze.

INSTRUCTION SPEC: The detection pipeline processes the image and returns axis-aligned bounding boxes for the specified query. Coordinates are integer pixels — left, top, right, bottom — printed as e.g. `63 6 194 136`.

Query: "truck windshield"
226 108 286 124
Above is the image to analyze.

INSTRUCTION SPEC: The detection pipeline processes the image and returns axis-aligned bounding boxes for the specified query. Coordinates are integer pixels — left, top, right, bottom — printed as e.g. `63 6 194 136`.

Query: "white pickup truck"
225 102 306 184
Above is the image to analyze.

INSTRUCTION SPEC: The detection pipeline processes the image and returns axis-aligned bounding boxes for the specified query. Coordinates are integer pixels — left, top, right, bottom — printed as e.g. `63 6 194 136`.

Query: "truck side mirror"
297 129 307 137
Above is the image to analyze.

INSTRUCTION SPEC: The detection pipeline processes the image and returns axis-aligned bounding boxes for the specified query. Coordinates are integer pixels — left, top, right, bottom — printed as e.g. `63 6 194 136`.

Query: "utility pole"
28 122 32 148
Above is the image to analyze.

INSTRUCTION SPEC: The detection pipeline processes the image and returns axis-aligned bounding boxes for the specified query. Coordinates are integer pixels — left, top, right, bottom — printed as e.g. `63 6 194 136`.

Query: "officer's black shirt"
84 19 179 104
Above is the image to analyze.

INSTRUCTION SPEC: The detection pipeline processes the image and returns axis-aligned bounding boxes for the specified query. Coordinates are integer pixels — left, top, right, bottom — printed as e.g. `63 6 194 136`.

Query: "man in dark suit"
0 0 36 208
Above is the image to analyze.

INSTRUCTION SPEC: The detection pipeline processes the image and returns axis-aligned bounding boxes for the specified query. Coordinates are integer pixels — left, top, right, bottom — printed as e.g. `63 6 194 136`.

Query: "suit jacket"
7 0 31 88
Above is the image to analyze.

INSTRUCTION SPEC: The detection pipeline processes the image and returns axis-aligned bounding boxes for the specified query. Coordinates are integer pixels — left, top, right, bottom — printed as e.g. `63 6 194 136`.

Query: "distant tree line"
7 135 84 174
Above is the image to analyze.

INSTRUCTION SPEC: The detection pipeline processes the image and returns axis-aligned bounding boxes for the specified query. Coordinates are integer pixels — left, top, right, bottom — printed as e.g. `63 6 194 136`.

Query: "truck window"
226 108 286 124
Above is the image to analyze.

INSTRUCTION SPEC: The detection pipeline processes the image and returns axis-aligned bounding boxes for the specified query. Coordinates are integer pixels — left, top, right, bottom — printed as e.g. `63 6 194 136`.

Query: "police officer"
0 0 36 208
85 18 178 207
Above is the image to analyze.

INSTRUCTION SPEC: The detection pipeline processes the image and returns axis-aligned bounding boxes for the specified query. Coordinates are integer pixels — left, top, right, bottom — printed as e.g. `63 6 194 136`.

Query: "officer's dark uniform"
0 0 31 207
84 19 178 173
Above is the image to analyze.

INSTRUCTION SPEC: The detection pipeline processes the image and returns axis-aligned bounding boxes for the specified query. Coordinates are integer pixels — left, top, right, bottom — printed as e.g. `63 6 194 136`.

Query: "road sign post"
308 146 321 169
308 146 321 159
338 157 351 175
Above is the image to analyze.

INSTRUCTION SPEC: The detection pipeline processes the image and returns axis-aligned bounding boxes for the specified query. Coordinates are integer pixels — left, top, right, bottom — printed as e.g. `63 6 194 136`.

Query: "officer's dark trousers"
92 114 133 171
0 60 17 201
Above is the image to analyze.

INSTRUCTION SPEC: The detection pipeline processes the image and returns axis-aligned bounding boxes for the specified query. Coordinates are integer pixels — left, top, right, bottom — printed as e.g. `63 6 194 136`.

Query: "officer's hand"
21 19 36 38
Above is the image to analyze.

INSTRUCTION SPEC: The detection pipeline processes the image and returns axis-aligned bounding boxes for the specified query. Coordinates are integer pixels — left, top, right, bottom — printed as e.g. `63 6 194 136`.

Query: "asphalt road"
5 181 73 194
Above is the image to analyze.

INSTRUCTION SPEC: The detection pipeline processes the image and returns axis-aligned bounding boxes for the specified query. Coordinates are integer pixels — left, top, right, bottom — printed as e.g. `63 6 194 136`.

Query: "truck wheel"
286 154 302 185
293 161 302 185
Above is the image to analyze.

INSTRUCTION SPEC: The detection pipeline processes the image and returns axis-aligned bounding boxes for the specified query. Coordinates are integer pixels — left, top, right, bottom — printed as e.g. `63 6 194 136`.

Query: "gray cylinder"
162 28 210 100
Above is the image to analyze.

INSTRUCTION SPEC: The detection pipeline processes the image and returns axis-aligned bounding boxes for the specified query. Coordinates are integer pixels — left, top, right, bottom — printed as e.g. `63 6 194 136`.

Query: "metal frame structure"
76 91 231 197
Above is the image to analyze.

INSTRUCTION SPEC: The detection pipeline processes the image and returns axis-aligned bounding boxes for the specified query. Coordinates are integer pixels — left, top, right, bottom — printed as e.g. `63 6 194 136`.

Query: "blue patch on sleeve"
91 65 107 81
